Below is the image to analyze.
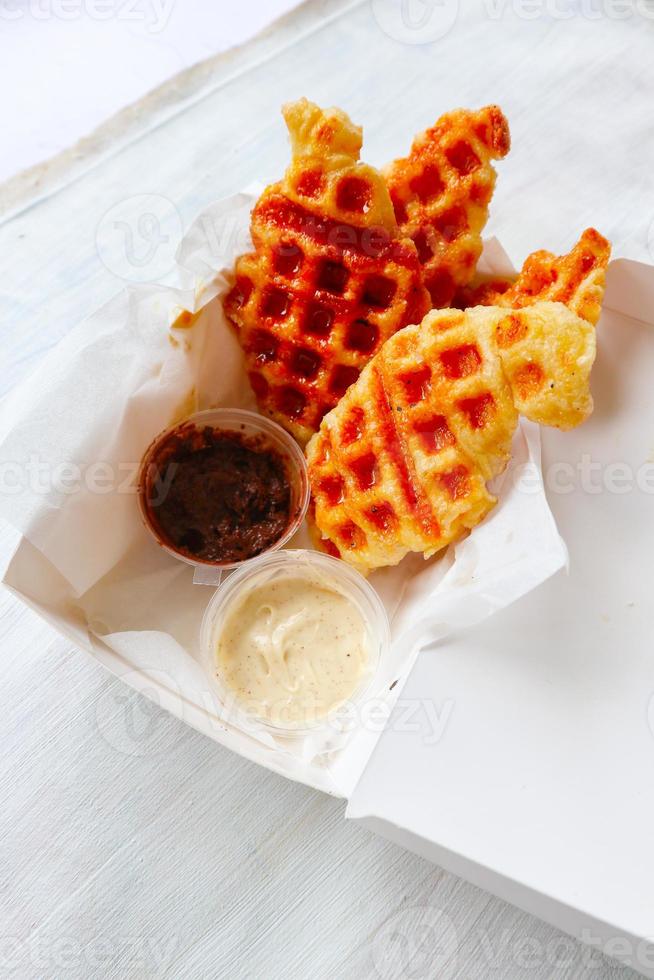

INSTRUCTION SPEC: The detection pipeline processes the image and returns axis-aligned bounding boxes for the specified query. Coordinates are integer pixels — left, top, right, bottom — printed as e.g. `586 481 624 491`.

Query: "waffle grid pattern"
307 302 596 571
225 191 429 444
384 105 511 308
454 228 611 326
224 98 433 443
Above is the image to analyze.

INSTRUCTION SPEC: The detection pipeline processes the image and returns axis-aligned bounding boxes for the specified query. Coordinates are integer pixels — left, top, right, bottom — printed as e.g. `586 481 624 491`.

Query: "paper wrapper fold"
0 192 567 796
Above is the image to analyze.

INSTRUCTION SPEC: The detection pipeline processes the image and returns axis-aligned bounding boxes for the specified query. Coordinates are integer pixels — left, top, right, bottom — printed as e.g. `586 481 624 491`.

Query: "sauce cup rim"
137 408 310 571
199 548 391 736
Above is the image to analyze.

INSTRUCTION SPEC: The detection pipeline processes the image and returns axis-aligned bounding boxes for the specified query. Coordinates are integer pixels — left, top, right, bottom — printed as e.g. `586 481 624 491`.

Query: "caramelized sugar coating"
455 228 611 326
224 99 430 444
384 105 510 308
307 302 596 572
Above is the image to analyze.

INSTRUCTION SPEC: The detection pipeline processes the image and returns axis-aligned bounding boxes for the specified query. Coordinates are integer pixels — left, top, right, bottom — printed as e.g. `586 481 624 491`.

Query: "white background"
0 0 300 182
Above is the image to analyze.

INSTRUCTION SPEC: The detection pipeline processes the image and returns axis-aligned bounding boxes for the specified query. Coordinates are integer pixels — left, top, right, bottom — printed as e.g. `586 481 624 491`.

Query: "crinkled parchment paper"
0 191 566 795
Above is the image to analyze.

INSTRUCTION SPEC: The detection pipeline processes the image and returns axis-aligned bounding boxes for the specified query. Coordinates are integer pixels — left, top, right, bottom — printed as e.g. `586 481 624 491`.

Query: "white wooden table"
1 1 650 976
0 0 300 183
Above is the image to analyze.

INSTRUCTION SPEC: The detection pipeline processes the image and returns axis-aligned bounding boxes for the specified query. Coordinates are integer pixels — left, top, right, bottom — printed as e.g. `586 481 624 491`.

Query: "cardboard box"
346 257 654 976
1 201 649 970
0 216 565 798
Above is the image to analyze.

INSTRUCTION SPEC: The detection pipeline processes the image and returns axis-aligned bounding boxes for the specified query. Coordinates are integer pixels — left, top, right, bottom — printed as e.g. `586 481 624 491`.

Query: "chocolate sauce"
142 424 292 564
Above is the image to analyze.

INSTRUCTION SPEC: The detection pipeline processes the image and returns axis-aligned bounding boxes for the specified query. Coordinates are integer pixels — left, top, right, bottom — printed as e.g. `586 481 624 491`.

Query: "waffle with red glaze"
384 105 511 309
224 99 430 444
454 228 611 326
306 301 597 573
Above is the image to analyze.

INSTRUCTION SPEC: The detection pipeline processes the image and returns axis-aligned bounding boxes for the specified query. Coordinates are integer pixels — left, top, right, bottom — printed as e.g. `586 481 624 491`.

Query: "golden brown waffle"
307 301 596 572
383 105 510 309
455 228 611 325
224 99 430 444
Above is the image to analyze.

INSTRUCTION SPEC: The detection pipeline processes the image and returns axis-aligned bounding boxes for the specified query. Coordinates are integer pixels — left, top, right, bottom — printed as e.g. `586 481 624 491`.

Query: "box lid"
347 258 654 974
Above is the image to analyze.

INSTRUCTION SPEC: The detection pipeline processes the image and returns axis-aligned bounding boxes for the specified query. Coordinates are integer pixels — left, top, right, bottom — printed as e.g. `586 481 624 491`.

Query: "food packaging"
0 189 566 796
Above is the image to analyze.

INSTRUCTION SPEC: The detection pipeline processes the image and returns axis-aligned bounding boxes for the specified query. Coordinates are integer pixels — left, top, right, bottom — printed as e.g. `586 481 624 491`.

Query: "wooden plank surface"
1 0 650 976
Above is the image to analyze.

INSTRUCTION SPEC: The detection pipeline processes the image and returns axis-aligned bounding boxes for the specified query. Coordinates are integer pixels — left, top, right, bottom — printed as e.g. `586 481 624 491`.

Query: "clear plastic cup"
137 408 310 571
199 549 390 735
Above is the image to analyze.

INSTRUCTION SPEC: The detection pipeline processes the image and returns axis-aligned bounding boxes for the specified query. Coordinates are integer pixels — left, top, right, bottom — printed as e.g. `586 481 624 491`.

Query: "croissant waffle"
455 228 611 326
384 105 510 308
306 301 596 572
224 99 430 444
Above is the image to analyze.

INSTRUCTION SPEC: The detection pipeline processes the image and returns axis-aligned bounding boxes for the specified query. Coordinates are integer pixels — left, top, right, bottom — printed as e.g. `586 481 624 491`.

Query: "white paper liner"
0 190 567 789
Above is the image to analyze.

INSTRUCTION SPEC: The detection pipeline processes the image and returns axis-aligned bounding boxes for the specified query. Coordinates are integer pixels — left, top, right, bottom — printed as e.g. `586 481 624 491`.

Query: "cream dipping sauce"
215 574 370 726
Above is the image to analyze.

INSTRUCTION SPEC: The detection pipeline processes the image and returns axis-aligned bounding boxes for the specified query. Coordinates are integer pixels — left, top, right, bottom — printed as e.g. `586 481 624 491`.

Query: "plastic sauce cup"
137 408 310 571
199 549 391 735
